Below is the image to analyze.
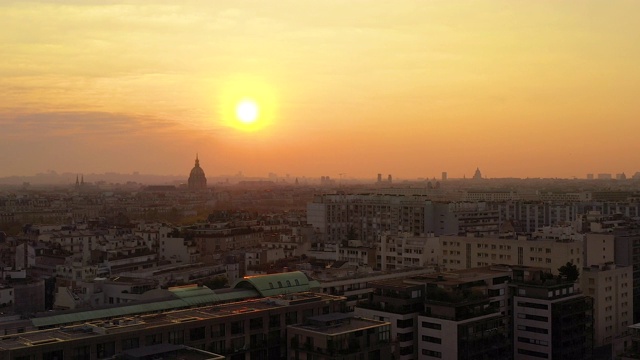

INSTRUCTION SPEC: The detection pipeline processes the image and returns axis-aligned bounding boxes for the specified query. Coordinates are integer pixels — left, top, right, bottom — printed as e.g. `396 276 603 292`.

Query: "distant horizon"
2 2 639 180
0 168 638 185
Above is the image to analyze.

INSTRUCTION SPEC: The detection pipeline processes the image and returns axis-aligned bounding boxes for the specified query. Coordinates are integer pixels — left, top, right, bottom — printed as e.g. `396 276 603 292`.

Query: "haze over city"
2 1 639 179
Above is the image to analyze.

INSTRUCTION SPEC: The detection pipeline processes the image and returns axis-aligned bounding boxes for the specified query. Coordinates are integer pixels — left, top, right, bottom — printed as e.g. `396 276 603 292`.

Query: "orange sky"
1 1 639 179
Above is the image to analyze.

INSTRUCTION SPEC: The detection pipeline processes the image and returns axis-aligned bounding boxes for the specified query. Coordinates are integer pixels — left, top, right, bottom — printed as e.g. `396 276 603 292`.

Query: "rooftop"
290 313 389 335
1 293 343 351
123 344 224 360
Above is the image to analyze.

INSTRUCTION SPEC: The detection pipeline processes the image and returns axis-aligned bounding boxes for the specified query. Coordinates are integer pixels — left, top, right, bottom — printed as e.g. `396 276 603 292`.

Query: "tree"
558 262 580 282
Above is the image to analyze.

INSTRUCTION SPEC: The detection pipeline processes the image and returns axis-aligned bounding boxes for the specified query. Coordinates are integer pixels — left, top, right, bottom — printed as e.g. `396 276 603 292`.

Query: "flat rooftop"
123 344 224 360
290 315 388 335
0 292 343 351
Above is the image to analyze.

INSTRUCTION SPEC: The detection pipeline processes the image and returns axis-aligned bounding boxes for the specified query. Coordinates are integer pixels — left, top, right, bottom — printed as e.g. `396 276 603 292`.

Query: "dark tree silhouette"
558 262 580 282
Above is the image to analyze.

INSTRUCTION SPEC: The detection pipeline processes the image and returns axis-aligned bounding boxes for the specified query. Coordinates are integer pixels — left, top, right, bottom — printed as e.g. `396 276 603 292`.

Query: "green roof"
31 286 259 328
31 274 318 329
233 271 317 297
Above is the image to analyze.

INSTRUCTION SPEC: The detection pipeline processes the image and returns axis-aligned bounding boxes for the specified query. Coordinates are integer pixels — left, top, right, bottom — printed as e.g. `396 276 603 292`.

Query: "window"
517 325 548 334
146 333 163 346
122 337 140 350
422 335 442 344
422 349 442 358
422 321 441 330
250 317 264 330
190 326 206 341
168 330 184 344
97 342 116 359
397 318 413 328
72 345 90 360
231 321 244 335
286 311 298 325
398 332 413 342
269 314 281 328
399 345 413 356
43 351 64 360
517 302 548 310
517 348 549 358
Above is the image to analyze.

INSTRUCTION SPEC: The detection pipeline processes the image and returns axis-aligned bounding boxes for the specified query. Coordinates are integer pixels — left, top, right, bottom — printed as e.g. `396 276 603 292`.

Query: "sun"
214 74 278 133
236 100 259 124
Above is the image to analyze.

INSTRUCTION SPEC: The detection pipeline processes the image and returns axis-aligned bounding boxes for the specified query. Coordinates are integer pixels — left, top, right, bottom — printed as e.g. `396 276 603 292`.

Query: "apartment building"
440 234 583 275
614 229 640 323
307 194 501 243
377 232 440 271
354 279 425 360
581 263 633 352
510 269 593 359
0 292 346 360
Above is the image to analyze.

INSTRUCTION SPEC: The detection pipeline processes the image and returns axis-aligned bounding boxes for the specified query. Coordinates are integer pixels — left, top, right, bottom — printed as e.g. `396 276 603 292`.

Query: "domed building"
188 154 207 190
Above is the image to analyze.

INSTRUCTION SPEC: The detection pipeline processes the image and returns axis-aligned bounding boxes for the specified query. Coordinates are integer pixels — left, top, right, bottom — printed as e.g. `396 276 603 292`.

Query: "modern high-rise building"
510 268 594 359
287 313 392 360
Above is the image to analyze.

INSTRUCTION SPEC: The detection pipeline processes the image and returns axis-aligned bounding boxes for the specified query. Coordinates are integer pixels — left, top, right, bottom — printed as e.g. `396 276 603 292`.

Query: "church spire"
195 153 200 167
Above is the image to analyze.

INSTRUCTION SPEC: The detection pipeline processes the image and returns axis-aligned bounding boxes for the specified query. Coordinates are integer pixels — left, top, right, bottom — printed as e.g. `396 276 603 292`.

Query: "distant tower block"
587 174 594 180
388 174 392 183
377 173 382 183
442 172 448 181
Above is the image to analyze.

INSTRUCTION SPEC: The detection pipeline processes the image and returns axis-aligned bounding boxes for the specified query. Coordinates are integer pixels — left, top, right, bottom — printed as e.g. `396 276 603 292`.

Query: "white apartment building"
584 233 616 266
581 263 633 350
377 232 440 270
338 240 376 267
440 234 583 274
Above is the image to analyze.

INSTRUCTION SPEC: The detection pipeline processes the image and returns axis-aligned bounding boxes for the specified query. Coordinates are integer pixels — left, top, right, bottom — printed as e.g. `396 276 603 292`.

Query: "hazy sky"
2 1 639 179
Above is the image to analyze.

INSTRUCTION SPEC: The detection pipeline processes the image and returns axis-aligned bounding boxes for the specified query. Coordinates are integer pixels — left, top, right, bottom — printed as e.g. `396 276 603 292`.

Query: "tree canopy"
558 262 580 282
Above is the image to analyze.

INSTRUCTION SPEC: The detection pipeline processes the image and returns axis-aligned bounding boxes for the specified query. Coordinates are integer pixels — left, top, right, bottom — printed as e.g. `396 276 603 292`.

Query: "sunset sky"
1 1 639 180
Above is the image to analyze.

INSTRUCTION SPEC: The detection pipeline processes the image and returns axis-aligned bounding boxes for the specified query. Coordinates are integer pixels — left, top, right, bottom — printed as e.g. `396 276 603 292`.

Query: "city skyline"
2 1 639 179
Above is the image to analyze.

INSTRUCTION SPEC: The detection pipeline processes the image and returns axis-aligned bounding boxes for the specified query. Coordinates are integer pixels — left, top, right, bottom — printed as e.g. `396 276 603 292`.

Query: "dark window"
398 332 413 342
421 321 442 330
212 324 225 337
517 301 549 310
97 342 115 359
250 317 264 330
231 320 244 335
517 325 549 334
286 311 298 325
518 314 549 322
190 326 206 341
122 337 139 350
269 314 280 328
397 318 413 328
42 351 64 360
145 333 162 346
517 348 549 358
72 346 90 360
168 330 184 344
422 349 442 358
422 335 442 344
399 345 413 356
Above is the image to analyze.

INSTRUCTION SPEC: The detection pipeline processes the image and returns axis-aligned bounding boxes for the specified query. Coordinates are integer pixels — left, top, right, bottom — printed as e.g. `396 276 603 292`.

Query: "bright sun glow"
236 100 259 124
215 75 278 133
